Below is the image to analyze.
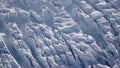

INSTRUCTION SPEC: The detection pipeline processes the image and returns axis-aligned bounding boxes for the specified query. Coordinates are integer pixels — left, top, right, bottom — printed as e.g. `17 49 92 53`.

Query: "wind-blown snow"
0 0 120 68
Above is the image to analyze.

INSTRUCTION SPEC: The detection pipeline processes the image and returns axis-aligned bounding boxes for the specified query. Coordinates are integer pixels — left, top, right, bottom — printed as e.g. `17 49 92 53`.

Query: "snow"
0 0 120 68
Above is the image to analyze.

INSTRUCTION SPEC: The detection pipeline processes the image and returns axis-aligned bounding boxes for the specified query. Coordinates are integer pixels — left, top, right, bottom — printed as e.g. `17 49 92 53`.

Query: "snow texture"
0 0 120 68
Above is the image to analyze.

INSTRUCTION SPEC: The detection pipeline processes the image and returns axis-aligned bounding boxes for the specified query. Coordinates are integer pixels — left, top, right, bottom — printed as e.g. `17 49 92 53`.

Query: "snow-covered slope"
0 0 120 68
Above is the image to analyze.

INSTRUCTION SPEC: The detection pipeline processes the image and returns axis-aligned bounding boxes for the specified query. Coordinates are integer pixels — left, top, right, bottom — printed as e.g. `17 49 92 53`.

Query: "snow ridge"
0 0 120 68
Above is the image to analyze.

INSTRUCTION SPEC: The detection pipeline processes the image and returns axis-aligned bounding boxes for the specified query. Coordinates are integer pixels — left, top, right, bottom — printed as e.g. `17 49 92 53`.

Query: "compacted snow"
0 0 120 68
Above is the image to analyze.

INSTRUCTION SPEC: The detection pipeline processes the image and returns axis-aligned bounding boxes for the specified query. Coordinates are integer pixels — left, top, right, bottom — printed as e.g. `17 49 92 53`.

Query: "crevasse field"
0 0 120 68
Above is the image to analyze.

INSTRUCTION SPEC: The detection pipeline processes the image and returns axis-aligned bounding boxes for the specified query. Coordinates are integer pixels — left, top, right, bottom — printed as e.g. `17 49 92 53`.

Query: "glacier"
0 0 120 68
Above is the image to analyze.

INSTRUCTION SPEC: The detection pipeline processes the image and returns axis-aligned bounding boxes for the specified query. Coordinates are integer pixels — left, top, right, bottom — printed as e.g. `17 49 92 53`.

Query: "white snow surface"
0 0 120 68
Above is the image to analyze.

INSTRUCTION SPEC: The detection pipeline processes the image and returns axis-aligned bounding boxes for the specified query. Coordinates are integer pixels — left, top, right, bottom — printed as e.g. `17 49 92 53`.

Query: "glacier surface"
0 0 120 68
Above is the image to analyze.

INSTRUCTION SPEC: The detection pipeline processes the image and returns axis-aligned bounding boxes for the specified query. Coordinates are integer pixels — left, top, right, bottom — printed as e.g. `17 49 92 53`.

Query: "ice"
0 0 120 68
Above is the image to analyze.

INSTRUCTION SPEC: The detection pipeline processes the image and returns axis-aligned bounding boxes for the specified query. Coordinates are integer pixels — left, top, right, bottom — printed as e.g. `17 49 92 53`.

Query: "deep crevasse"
0 0 120 68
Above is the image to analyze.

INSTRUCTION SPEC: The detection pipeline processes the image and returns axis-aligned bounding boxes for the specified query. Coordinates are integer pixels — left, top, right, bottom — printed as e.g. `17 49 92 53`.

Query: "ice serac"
0 0 120 68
